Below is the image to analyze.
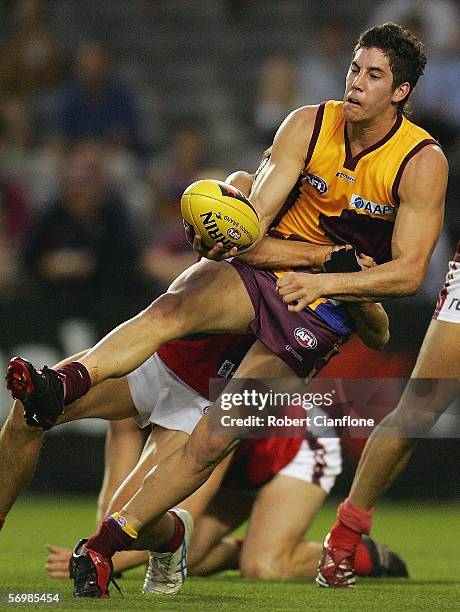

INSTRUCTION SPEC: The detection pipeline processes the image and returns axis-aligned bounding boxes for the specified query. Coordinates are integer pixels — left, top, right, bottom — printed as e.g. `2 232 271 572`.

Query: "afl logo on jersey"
304 173 328 195
294 327 318 349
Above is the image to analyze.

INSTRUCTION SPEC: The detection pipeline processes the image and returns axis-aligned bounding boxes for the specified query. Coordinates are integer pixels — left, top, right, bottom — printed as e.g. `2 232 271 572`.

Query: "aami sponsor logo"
304 173 328 195
294 327 317 349
350 194 395 216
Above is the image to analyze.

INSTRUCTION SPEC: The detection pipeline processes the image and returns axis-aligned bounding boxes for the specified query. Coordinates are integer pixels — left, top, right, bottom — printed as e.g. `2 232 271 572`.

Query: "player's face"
343 47 406 124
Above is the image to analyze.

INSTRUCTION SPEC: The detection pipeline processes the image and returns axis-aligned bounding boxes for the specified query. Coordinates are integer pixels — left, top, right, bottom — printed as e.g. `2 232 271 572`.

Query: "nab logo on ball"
294 327 317 349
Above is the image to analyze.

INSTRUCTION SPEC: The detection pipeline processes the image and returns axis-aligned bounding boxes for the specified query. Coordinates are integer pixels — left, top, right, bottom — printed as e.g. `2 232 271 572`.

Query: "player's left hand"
45 544 71 579
276 272 324 312
192 235 238 260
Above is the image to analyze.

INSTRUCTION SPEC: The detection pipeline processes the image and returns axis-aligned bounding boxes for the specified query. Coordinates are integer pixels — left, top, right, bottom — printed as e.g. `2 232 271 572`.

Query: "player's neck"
346 111 399 155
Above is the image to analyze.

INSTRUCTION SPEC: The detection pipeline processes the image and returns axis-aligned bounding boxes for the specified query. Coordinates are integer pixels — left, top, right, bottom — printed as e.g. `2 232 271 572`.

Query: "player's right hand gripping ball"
181 179 260 252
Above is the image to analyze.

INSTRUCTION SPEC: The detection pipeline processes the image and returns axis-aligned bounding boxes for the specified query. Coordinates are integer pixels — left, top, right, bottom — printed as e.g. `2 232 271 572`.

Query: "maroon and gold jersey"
272 100 437 266
269 100 437 329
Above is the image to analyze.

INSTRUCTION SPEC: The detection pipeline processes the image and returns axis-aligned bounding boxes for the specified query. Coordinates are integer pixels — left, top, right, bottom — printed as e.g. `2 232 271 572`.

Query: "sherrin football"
181 179 260 252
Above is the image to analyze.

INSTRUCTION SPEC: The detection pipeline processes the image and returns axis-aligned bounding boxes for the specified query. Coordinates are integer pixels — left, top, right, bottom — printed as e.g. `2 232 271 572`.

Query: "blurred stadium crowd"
0 0 459 425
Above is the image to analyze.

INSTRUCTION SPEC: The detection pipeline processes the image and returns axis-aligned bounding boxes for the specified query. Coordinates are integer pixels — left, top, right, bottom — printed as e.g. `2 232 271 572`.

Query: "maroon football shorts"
229 259 348 378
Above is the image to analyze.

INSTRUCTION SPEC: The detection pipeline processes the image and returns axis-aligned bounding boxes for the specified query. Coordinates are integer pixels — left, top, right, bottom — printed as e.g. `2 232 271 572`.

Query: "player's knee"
3 401 43 441
240 556 286 580
184 431 230 475
142 292 188 337
394 404 441 435
392 384 446 435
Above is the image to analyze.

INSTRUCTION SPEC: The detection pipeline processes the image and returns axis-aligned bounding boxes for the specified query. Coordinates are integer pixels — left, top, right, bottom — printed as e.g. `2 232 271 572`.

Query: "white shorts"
128 355 342 492
279 436 342 494
433 259 460 323
127 354 209 434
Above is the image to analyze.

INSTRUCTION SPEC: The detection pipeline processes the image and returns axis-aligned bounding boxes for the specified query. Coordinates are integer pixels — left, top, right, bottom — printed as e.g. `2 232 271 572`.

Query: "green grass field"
1 495 458 610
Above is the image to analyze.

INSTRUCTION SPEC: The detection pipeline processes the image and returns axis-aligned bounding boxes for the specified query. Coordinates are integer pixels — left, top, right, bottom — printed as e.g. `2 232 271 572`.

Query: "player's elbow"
358 326 389 351
399 263 426 296
403 276 423 297
368 328 390 351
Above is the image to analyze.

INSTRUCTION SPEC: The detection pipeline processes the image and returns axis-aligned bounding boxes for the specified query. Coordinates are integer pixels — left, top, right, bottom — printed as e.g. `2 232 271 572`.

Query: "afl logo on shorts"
304 173 328 195
294 327 317 349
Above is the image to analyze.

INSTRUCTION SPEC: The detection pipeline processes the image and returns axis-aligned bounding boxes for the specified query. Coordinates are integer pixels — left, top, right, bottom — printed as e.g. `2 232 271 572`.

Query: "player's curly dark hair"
354 22 427 115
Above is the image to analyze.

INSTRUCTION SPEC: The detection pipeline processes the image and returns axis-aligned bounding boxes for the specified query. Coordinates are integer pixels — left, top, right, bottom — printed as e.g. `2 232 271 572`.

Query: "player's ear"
391 81 410 105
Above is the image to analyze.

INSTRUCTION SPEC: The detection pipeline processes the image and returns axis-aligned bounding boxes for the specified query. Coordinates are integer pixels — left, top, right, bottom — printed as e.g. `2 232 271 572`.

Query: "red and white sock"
328 497 373 554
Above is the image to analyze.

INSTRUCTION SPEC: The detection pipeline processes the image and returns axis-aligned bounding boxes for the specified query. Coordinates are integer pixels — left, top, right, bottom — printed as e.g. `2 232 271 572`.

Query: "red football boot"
316 532 356 588
5 357 64 430
70 539 121 599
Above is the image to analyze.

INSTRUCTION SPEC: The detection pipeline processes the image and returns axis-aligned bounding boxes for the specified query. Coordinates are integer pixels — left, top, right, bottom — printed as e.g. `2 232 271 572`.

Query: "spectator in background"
296 18 349 106
254 55 298 146
370 0 460 54
143 125 222 289
0 116 31 294
149 124 208 221
55 41 140 153
141 165 228 289
23 140 140 306
411 24 460 154
0 96 35 180
0 96 68 211
0 0 65 96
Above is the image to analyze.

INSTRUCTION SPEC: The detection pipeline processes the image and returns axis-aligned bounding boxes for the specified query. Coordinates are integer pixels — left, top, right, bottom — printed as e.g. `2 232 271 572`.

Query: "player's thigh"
107 426 189 512
241 475 326 564
103 419 146 480
103 418 145 471
412 319 460 377
166 259 255 334
190 487 253 568
57 376 136 423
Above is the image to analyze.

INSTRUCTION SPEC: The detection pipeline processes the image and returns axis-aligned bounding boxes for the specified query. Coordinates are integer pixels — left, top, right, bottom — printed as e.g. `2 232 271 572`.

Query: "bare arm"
192 125 332 271
250 106 317 236
238 237 331 270
277 144 448 308
192 107 317 261
230 163 332 270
